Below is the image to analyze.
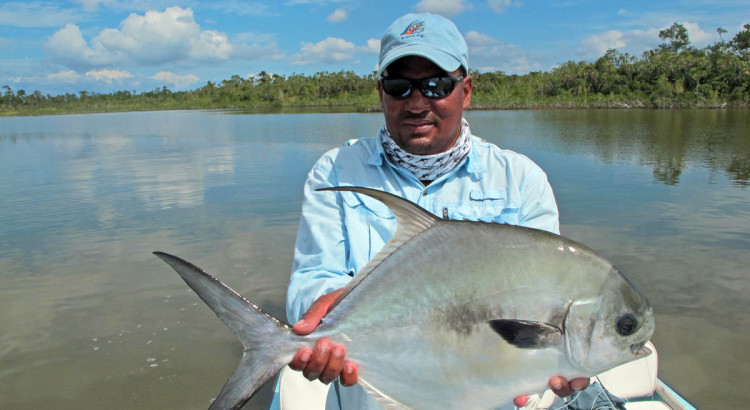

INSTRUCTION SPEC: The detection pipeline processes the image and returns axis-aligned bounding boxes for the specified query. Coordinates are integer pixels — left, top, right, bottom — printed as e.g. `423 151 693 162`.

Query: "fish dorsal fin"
319 186 439 236
488 319 563 349
317 186 440 310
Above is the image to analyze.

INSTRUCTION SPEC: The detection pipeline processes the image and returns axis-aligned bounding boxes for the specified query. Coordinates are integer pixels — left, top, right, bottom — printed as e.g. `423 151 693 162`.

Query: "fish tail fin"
154 251 296 410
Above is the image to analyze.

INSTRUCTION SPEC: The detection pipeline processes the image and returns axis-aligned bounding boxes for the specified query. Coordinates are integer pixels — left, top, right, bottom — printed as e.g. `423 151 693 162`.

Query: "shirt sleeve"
286 153 354 323
518 168 560 235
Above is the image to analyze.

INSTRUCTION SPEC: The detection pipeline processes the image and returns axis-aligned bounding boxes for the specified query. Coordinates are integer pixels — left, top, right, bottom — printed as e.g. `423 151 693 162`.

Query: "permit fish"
154 186 655 410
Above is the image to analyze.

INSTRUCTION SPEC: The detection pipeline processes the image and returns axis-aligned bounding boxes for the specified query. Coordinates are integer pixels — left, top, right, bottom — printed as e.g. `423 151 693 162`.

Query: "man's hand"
288 288 358 386
513 376 590 407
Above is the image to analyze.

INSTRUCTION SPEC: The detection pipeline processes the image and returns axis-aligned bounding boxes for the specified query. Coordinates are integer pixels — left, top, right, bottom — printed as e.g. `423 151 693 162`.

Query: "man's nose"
403 87 431 113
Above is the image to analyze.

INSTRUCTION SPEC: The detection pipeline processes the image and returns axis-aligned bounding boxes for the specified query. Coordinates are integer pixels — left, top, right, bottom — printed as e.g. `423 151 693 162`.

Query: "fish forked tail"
154 251 297 410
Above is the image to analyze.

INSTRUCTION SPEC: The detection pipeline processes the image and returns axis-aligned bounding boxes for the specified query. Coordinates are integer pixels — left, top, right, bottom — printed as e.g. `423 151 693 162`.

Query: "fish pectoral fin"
488 319 562 349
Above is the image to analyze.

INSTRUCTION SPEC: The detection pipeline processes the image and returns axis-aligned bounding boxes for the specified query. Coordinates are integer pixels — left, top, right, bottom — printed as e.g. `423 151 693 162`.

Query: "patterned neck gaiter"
379 118 472 182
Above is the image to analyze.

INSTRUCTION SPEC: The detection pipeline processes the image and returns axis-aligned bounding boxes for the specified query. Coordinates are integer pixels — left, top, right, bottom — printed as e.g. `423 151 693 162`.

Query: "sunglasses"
380 75 464 99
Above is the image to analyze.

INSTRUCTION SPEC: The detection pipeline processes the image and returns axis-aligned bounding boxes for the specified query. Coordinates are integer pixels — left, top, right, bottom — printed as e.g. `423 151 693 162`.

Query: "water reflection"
0 110 748 409
475 109 750 187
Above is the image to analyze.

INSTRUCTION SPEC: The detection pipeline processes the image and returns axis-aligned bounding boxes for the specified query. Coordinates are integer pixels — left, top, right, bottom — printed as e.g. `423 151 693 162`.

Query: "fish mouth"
630 341 652 357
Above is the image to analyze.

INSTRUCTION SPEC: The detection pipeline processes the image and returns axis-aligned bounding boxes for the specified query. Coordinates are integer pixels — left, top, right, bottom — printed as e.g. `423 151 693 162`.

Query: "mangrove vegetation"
2 23 749 116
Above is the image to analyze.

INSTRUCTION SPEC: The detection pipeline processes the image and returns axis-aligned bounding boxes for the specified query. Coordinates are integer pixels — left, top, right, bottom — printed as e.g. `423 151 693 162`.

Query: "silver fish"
155 186 655 410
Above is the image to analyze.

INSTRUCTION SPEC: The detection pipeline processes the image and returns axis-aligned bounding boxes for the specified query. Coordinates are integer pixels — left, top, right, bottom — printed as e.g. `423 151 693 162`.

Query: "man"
283 12 588 409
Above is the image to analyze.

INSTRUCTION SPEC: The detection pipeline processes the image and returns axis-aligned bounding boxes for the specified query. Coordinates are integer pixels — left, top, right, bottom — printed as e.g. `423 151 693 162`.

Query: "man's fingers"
340 360 358 386
570 377 590 391
549 376 574 397
293 304 328 335
512 376 590 407
289 347 312 371
319 344 345 384
289 290 351 382
549 376 589 398
292 289 345 336
513 395 529 407
303 339 332 381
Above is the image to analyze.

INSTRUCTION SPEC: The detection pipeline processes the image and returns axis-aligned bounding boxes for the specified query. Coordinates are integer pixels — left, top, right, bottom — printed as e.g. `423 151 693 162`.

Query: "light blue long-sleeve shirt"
275 133 560 410
286 135 559 323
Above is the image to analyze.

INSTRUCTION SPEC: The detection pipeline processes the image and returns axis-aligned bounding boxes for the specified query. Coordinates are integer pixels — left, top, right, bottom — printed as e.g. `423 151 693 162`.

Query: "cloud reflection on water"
0 109 748 409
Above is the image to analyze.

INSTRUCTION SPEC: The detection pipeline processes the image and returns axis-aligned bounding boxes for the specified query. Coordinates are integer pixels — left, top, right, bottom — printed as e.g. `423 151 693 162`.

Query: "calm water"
1 109 748 409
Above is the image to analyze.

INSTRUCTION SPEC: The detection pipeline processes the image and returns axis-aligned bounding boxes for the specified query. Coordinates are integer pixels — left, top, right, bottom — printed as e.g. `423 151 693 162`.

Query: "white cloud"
327 8 347 22
577 30 627 59
415 0 468 16
290 37 356 65
233 42 286 60
44 7 232 69
364 39 380 55
230 32 286 60
234 32 275 43
577 28 660 60
682 21 714 47
0 2 82 28
617 8 634 18
465 30 500 46
189 30 233 60
86 69 133 84
576 21 714 60
464 31 540 74
150 72 200 89
621 28 662 53
487 0 513 14
502 56 536 74
46 24 101 67
47 70 80 84
204 1 275 17
72 0 116 12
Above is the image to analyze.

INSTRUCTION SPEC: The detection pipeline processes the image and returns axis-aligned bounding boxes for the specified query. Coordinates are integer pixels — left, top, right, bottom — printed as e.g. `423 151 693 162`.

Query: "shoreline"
2 101 747 117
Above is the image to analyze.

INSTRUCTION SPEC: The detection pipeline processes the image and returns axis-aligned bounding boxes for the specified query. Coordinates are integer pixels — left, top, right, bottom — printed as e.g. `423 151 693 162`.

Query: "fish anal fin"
488 319 562 349
359 378 411 409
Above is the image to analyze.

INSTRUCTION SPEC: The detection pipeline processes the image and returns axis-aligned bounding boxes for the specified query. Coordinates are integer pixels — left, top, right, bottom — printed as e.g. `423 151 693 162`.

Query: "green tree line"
2 23 749 116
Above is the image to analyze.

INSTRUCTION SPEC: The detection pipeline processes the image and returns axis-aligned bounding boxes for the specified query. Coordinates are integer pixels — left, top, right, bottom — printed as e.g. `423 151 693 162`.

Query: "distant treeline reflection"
543 109 750 187
1 23 749 116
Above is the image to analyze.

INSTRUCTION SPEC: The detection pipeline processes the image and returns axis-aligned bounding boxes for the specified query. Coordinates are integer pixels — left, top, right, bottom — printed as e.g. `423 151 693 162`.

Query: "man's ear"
462 75 473 109
377 80 385 107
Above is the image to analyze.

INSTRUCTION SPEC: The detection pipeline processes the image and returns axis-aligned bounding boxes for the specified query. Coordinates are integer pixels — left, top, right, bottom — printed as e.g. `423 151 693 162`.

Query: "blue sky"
1 0 747 95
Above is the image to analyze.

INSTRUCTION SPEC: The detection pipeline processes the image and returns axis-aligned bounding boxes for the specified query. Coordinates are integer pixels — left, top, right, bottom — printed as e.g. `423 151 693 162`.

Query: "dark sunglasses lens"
421 77 456 98
382 78 413 98
382 76 461 99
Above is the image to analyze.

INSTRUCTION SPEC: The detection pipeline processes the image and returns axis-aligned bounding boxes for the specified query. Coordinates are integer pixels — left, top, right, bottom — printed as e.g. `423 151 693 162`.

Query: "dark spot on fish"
430 300 497 336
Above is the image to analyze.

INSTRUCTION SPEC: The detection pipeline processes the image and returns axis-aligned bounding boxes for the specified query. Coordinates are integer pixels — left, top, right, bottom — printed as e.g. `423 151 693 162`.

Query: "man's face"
378 56 473 155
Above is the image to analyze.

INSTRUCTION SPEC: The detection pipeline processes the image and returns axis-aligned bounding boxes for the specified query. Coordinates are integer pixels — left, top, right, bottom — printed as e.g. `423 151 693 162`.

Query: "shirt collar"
464 139 485 177
368 138 386 166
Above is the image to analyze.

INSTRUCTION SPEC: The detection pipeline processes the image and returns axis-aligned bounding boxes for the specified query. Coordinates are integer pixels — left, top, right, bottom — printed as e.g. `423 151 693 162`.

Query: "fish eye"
616 314 639 336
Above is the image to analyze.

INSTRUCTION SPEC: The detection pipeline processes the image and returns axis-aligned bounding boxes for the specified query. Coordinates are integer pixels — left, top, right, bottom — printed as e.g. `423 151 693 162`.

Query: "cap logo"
401 20 424 37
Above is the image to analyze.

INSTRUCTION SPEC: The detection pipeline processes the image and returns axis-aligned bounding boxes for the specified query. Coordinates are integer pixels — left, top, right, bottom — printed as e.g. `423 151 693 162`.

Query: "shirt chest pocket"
339 190 396 264
439 189 521 224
